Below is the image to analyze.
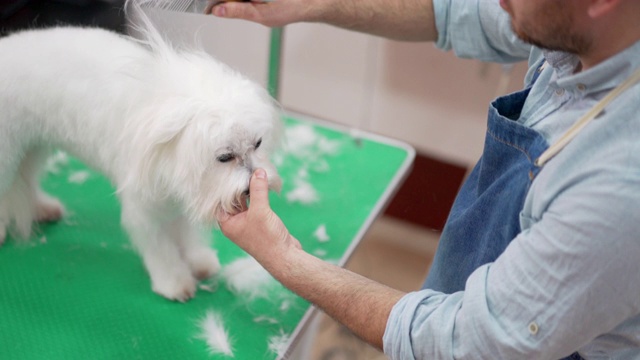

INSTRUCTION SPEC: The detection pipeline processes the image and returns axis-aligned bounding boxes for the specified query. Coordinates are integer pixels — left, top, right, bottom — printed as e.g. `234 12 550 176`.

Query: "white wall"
136 10 529 168
135 8 272 86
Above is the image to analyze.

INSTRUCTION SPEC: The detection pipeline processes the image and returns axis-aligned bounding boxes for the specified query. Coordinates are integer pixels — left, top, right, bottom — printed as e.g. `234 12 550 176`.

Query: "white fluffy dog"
0 18 282 301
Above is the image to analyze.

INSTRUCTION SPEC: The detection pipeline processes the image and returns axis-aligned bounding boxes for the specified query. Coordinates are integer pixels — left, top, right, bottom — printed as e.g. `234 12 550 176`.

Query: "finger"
212 1 287 27
218 209 247 236
211 2 261 21
216 209 231 223
248 168 271 208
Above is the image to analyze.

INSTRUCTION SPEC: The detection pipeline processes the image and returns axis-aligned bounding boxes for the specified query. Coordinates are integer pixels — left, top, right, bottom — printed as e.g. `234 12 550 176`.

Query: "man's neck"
579 39 638 71
578 11 640 72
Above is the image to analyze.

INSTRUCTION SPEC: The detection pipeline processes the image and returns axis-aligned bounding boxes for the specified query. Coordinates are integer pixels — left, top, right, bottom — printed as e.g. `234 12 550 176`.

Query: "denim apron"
422 63 584 359
423 66 547 294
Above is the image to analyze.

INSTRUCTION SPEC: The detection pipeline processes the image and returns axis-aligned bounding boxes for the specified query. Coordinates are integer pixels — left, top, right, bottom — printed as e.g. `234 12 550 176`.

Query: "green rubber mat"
0 114 413 360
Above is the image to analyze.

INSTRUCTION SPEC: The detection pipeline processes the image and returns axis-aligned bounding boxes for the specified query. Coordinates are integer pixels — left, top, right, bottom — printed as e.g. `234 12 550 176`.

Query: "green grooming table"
0 111 414 360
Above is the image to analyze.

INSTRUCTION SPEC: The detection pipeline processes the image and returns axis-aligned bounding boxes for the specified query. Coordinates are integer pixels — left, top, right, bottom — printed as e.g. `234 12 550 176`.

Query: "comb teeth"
169 0 194 11
140 0 195 12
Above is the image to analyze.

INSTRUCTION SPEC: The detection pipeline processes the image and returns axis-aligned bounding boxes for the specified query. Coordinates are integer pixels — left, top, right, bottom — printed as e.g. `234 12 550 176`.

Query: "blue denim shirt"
383 1 640 359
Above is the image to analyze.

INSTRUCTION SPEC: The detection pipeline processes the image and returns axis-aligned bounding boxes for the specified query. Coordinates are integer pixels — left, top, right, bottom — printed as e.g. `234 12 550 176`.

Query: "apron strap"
535 66 640 167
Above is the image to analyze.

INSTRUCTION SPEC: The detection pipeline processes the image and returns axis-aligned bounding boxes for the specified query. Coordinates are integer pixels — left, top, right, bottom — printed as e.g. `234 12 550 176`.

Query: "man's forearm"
309 0 437 41
218 171 408 350
264 244 406 350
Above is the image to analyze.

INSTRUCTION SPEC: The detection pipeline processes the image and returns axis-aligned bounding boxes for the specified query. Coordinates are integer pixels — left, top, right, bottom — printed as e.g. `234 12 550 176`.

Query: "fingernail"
255 168 267 179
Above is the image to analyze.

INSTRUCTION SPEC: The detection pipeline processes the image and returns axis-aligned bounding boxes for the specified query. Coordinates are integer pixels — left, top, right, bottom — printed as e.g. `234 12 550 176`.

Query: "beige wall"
138 10 529 168
136 8 272 86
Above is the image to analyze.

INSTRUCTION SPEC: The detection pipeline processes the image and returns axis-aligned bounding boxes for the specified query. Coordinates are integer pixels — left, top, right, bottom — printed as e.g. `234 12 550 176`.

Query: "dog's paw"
35 196 65 223
151 272 198 302
186 247 221 280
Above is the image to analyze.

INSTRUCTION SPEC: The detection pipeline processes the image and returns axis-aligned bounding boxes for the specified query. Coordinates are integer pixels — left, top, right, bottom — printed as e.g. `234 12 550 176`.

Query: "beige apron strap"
535 66 640 167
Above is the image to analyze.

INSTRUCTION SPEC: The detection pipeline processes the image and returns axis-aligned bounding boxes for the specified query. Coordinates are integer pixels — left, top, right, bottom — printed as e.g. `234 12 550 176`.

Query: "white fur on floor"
220 256 276 299
313 224 330 242
199 310 234 357
267 331 291 358
285 178 319 204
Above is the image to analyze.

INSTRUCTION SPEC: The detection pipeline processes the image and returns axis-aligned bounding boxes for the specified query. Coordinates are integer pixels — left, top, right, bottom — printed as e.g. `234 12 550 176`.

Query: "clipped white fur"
267 331 291 358
221 256 276 299
199 310 234 357
0 2 282 301
285 178 319 204
68 170 91 184
280 124 342 205
313 224 330 242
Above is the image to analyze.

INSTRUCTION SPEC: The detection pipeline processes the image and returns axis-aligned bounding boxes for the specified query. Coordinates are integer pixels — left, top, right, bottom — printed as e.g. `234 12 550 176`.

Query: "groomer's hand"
210 0 322 28
219 169 301 265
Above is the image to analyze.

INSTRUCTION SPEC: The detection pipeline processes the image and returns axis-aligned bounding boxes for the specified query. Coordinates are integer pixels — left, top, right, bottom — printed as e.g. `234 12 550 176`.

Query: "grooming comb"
139 0 273 14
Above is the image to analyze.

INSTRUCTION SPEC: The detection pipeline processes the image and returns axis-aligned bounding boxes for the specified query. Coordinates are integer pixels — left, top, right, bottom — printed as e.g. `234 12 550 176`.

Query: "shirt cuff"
432 0 451 51
383 289 463 360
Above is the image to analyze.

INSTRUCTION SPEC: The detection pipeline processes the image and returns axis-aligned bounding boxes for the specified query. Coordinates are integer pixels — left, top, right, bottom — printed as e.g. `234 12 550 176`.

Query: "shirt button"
528 322 539 335
577 83 587 91
555 88 565 96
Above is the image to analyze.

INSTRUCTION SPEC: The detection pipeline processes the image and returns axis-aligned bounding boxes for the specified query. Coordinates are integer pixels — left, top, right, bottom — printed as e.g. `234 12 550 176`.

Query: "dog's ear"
119 99 199 197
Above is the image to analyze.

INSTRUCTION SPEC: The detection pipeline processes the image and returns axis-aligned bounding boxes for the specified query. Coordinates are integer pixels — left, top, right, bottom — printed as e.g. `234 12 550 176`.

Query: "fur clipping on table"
199 310 234 357
267 331 290 358
220 256 276 299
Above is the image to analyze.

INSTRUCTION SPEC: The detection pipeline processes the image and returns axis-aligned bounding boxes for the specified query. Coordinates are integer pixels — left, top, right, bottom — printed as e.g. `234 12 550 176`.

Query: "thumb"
248 168 271 208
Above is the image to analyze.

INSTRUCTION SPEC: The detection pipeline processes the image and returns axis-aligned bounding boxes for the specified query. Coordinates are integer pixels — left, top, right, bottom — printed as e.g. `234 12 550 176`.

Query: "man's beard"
509 5 592 55
513 24 591 54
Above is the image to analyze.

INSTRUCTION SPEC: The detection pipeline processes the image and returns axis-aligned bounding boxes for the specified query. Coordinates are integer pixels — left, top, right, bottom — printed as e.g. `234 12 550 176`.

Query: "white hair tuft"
199 310 235 357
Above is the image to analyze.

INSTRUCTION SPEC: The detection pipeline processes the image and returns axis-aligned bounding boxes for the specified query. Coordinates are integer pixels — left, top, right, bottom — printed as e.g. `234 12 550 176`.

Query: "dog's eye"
217 153 235 163
255 138 262 149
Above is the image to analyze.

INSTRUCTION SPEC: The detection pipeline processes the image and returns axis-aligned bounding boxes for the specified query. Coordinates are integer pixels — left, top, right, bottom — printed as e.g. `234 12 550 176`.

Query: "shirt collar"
542 40 640 96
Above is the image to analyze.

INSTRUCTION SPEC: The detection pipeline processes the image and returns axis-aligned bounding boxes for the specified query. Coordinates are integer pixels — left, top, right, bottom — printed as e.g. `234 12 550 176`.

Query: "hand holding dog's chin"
219 169 301 268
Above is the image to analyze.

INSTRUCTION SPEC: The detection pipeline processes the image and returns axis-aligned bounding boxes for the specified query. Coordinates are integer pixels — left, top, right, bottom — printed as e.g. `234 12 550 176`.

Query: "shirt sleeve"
432 0 531 62
383 207 640 359
383 139 640 359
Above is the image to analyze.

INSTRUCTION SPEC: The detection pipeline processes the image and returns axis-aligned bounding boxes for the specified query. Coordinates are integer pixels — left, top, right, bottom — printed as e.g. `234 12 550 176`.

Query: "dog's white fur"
0 14 282 301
